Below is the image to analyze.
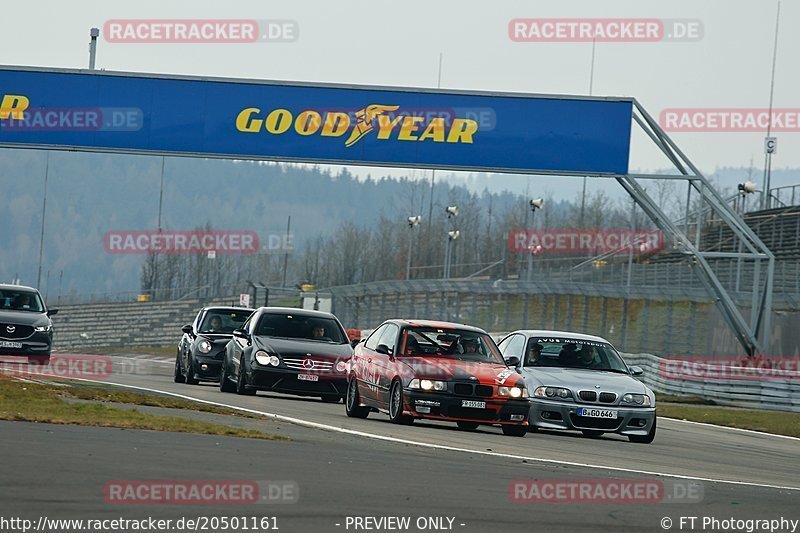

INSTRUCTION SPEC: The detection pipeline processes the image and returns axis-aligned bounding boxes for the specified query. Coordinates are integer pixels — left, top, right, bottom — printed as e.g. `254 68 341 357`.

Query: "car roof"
511 329 611 344
202 306 254 313
0 284 38 292
387 319 487 334
254 306 339 319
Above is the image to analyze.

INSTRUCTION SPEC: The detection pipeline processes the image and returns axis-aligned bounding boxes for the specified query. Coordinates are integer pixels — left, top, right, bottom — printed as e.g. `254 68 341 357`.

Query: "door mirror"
233 329 249 339
504 355 520 367
350 338 361 348
46 308 59 317
375 344 393 355
181 324 193 335
629 365 644 376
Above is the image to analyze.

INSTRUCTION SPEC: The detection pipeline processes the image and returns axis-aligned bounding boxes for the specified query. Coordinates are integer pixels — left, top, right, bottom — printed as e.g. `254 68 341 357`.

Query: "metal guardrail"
623 352 800 413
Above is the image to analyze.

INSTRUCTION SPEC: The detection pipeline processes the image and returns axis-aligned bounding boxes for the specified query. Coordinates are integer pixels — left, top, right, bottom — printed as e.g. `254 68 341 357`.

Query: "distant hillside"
1 146 797 297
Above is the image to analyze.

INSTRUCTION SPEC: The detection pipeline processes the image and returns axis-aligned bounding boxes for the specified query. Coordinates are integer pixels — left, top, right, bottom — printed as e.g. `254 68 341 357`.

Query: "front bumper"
530 398 655 436
249 366 347 397
404 390 529 426
188 355 223 382
0 331 53 358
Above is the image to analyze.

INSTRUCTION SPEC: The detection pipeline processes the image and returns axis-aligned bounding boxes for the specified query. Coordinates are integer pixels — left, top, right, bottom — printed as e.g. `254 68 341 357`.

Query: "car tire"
184 354 199 385
502 425 527 437
173 353 186 384
456 421 480 431
581 429 604 438
388 380 414 425
321 395 342 403
235 355 256 396
629 417 657 444
219 356 236 393
345 377 369 419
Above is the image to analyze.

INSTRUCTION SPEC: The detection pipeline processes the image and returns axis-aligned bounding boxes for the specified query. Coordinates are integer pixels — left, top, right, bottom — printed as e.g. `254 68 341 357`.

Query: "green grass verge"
0 379 285 440
658 401 800 438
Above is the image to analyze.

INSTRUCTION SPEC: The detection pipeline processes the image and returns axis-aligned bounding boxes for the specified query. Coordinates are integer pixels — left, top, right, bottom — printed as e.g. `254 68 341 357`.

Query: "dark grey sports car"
498 329 656 443
0 284 57 363
220 307 352 402
175 306 254 384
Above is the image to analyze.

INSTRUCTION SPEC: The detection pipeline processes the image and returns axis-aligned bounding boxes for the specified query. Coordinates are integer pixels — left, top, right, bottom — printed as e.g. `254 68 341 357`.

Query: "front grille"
447 407 497 420
475 385 493 397
0 323 34 340
599 392 617 403
569 414 622 430
282 357 334 372
454 383 473 396
578 390 597 402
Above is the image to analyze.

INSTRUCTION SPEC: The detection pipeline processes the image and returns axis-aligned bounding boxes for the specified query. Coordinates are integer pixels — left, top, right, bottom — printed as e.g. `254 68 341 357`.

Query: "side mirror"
350 338 361 348
46 308 59 317
233 329 249 339
629 365 644 376
181 324 193 335
376 344 393 355
504 355 520 367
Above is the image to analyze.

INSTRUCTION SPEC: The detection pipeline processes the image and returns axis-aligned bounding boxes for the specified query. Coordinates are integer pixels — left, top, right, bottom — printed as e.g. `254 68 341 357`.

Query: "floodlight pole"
89 28 99 70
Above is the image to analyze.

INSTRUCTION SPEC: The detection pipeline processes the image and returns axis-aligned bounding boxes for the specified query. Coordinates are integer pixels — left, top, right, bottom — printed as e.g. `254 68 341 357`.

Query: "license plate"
297 373 319 382
461 400 486 409
578 408 617 419
0 341 22 349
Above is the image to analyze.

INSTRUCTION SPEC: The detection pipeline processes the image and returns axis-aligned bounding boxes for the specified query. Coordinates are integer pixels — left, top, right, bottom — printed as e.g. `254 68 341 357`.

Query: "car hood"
399 356 524 387
520 367 648 394
253 336 352 359
0 310 50 327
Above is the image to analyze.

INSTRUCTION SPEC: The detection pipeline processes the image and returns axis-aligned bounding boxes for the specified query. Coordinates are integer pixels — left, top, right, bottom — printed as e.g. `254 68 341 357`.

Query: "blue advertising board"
0 66 632 175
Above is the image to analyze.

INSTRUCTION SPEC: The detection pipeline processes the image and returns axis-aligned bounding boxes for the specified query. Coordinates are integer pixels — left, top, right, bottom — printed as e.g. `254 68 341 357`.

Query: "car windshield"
255 313 346 344
199 310 251 334
401 327 504 364
0 290 44 313
523 336 629 373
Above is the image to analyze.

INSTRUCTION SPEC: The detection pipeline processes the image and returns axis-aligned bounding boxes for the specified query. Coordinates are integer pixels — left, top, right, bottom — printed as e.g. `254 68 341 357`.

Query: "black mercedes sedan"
0 284 57 363
219 307 352 402
174 306 254 384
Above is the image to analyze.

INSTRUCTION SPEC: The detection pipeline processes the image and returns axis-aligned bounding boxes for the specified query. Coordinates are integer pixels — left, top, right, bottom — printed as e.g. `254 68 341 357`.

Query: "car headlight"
408 379 447 391
534 386 571 399
499 386 528 398
621 393 652 406
255 350 280 366
34 325 52 332
335 361 348 373
198 340 212 354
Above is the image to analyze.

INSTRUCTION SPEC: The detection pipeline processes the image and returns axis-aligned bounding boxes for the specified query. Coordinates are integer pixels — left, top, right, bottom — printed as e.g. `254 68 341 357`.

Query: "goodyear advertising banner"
0 66 632 175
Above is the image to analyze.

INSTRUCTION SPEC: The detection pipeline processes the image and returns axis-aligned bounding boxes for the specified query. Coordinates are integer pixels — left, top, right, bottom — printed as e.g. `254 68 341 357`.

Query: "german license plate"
578 408 617 419
462 400 486 409
0 341 22 349
298 373 319 382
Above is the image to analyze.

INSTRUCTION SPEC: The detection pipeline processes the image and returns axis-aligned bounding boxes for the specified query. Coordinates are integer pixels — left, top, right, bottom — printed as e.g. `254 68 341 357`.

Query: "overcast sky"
4 0 798 185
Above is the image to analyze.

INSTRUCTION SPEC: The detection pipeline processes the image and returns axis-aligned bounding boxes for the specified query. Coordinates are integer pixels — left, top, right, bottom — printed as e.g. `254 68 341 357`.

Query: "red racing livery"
346 319 530 437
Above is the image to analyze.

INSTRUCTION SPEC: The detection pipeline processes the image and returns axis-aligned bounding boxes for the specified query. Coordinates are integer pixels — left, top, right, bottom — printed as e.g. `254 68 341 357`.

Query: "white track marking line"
43 374 800 493
661 416 800 442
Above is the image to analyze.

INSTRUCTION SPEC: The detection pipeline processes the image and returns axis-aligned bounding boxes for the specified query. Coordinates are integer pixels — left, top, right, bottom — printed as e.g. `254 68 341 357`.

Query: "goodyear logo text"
0 94 30 120
235 104 479 147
